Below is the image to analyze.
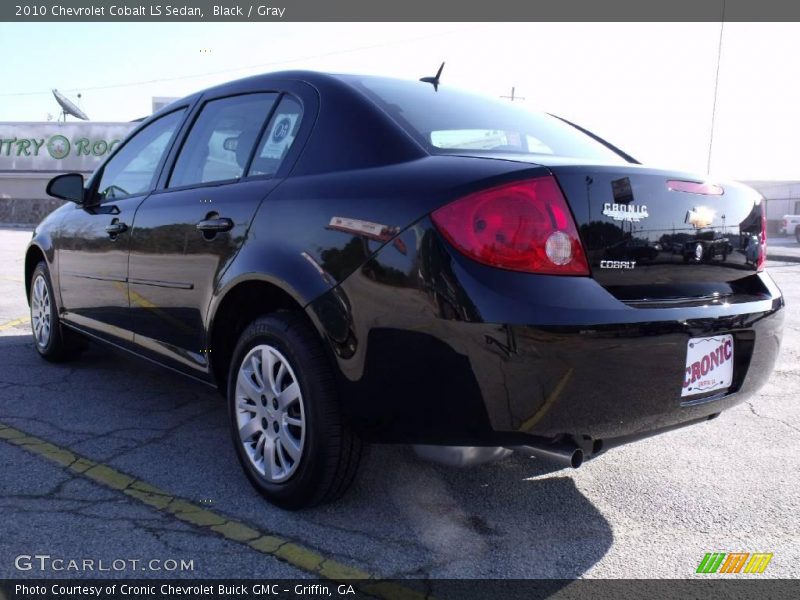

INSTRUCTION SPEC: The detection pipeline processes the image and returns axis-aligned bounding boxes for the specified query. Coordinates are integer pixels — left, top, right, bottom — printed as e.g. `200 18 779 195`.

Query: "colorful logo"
46 134 70 159
696 552 773 574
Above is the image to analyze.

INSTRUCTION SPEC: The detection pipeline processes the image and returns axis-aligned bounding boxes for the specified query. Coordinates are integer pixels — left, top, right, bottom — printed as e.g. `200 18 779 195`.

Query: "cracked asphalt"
0 227 798 580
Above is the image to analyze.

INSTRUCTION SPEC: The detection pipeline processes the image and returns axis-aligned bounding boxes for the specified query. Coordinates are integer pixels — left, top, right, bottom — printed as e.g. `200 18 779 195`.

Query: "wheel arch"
24 242 51 304
207 275 326 392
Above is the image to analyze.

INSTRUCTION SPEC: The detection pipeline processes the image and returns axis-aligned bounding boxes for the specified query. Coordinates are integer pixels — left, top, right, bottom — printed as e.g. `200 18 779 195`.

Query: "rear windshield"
343 75 627 163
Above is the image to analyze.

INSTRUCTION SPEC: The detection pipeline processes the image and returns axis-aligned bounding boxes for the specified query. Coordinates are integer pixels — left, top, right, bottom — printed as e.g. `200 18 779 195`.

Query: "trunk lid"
456 154 766 304
548 163 765 303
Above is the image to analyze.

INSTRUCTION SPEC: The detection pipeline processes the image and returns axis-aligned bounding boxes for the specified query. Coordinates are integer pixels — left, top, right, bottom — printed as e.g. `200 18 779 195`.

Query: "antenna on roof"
420 62 445 91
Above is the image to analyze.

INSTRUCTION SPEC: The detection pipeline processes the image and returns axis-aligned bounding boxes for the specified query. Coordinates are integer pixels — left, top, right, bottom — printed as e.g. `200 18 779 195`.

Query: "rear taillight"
431 176 589 275
758 200 767 272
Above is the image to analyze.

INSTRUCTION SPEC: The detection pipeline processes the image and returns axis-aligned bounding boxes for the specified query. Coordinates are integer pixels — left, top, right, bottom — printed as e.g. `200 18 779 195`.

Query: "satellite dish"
52 89 89 121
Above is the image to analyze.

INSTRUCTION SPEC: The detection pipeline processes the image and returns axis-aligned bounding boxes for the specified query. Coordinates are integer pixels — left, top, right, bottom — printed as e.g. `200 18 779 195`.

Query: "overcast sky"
1 22 798 181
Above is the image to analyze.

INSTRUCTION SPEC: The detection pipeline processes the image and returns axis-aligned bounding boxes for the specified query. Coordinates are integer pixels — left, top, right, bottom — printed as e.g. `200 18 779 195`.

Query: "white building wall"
742 180 800 232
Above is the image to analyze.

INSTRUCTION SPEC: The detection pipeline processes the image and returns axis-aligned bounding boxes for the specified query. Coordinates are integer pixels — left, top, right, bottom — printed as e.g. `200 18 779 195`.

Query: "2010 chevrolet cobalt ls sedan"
27 71 783 508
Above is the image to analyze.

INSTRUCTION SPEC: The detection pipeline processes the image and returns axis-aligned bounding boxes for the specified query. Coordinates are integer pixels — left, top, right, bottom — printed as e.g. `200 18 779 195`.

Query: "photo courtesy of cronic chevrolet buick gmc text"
26 71 784 508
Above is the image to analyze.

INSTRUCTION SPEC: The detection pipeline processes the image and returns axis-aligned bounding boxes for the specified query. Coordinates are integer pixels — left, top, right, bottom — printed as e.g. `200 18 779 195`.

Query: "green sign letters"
0 135 121 159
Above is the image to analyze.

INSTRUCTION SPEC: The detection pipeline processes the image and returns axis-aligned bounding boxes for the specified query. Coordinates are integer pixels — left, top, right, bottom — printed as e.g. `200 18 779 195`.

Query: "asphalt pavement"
0 227 798 581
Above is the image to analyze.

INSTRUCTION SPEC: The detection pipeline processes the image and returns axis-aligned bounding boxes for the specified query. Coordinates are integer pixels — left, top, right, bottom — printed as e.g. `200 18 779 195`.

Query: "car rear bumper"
484 301 783 443
358 297 783 449
309 220 785 450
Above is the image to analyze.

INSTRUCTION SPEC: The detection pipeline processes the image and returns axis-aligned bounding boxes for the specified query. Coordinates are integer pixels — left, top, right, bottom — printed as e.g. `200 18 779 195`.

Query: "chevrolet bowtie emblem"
685 206 715 229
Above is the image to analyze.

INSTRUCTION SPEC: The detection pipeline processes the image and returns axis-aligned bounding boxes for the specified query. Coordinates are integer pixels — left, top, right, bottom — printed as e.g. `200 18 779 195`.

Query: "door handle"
105 220 128 236
196 217 233 233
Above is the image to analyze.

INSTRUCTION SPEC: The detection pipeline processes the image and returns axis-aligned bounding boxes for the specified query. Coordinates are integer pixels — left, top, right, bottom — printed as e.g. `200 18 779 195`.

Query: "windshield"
342 75 629 163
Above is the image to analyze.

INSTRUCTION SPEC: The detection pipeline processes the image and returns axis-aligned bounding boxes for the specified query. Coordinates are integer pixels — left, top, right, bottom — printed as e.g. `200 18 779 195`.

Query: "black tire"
29 261 88 362
226 312 362 509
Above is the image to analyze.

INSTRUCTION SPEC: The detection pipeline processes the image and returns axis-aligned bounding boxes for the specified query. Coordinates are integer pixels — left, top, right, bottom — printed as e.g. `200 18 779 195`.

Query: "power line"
0 28 468 98
707 0 726 174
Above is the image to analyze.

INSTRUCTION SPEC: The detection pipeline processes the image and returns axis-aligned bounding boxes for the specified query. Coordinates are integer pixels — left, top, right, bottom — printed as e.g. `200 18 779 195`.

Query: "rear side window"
169 93 277 188
346 76 627 163
248 95 303 178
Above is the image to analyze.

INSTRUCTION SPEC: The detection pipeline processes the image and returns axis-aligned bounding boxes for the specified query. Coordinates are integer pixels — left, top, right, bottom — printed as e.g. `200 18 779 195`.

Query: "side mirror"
46 173 85 203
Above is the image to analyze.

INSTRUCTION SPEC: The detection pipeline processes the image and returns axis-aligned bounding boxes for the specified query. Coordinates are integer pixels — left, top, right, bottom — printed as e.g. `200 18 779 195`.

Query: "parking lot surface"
0 227 798 580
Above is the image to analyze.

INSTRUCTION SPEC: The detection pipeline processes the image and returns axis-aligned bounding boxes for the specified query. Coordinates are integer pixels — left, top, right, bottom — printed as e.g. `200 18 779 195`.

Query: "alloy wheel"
235 344 306 483
31 274 52 348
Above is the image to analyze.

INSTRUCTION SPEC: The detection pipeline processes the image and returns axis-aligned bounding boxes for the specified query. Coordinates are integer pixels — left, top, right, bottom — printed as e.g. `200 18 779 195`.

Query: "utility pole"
500 87 525 102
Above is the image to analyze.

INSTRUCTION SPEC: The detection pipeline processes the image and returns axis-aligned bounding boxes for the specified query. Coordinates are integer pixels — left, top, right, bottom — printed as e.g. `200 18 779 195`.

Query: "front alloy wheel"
235 344 306 483
31 273 52 349
29 261 86 362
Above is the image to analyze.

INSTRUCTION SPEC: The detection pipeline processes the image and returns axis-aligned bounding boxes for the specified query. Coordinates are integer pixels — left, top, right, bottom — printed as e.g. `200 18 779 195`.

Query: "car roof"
199 69 398 91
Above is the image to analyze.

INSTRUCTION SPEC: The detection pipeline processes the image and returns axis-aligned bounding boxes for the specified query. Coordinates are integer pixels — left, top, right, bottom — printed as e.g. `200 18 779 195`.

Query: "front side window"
97 109 185 200
248 95 304 177
169 93 277 188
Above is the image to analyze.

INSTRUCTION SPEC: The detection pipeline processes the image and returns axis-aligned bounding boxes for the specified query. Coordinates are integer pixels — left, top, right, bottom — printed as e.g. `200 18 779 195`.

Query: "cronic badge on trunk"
602 203 649 222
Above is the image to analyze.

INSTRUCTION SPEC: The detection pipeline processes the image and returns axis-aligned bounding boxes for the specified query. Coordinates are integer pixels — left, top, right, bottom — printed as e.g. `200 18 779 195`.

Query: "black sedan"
27 71 784 508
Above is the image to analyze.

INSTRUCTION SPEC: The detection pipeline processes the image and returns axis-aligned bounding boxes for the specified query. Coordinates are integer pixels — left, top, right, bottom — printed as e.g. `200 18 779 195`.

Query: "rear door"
126 91 305 376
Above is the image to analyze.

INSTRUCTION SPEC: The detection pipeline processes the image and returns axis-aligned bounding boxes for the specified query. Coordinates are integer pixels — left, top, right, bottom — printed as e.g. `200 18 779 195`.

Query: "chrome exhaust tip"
507 443 584 468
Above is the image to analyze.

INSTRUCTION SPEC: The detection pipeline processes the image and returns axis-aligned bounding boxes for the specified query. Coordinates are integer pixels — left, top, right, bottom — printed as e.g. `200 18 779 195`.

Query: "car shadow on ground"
0 333 612 579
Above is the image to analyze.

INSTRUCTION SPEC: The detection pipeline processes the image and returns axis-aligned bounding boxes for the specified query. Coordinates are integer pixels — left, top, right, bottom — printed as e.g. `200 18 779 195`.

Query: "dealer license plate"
682 335 734 397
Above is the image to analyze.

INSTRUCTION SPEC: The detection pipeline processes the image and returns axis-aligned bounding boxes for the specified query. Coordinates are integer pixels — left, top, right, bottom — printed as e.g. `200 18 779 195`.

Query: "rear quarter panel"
216 156 544 312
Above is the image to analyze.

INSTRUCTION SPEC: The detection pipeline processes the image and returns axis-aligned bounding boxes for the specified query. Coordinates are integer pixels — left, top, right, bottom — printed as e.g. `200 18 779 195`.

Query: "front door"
57 109 187 342
127 92 304 376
